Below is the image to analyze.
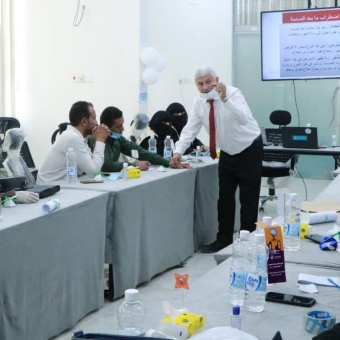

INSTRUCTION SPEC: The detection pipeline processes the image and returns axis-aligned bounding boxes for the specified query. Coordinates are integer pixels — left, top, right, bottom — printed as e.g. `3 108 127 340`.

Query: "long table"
181 257 340 339
215 173 340 266
55 158 242 300
0 189 109 340
264 145 340 168
55 168 197 300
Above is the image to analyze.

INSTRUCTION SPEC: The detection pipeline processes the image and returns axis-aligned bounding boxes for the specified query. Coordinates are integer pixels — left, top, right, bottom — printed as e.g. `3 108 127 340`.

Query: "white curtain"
0 0 15 117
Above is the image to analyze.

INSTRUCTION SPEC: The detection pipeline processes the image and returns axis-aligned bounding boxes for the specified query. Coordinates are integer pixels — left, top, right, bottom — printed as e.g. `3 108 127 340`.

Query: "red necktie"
207 99 217 159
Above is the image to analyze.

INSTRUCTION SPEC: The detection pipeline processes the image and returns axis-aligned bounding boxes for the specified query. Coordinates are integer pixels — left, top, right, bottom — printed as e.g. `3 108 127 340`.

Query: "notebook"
282 127 318 149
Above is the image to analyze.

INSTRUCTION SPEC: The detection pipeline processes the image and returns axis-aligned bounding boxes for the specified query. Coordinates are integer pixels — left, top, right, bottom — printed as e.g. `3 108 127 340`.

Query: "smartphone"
304 234 325 244
265 292 316 307
80 180 104 184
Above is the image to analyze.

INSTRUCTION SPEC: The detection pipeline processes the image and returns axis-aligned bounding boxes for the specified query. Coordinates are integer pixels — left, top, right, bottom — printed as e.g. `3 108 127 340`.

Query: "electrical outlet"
71 74 85 83
179 77 195 84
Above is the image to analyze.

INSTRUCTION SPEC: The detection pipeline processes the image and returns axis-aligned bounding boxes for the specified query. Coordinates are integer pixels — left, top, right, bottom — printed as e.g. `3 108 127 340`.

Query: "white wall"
146 0 233 144
12 0 233 166
13 0 141 166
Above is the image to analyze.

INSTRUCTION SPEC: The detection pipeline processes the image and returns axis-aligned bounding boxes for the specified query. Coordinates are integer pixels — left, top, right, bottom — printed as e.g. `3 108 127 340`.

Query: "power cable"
292 80 301 127
297 169 308 202
73 0 85 27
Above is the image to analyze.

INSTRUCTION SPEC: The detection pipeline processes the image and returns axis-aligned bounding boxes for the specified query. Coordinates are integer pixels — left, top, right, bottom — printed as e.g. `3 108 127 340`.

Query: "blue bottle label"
229 270 246 290
284 222 300 237
67 166 77 175
245 274 267 292
164 150 172 158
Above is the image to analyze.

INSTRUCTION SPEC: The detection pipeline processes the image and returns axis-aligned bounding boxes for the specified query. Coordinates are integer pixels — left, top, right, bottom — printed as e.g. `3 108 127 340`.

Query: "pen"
331 231 340 238
327 278 340 289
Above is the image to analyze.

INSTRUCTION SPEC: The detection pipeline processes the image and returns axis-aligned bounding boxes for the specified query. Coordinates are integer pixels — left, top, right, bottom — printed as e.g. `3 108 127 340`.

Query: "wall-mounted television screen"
261 7 340 81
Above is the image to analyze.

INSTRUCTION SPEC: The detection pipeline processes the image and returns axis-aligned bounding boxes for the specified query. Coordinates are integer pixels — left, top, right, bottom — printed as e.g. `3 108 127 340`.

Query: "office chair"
51 122 69 144
259 110 298 212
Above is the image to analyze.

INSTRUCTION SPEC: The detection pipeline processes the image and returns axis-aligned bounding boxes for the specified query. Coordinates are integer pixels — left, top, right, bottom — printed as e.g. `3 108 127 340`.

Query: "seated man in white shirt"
37 101 110 183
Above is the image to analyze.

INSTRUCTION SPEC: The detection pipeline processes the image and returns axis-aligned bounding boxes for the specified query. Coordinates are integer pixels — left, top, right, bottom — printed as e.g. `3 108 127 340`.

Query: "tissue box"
121 167 141 179
162 312 205 336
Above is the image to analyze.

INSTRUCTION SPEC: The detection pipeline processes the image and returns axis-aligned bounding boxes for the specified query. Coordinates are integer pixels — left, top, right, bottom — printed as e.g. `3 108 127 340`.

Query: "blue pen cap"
232 306 240 315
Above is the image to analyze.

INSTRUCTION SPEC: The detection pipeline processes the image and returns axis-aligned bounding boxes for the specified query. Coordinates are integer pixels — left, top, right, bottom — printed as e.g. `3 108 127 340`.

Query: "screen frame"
261 7 340 81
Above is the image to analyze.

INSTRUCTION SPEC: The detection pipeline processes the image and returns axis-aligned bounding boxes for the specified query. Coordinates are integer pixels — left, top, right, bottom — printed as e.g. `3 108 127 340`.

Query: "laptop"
260 127 270 146
282 127 318 149
265 128 283 145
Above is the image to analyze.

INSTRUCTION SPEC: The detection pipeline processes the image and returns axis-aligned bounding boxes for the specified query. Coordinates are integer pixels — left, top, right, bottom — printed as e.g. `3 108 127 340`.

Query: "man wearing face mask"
170 66 263 253
87 106 177 172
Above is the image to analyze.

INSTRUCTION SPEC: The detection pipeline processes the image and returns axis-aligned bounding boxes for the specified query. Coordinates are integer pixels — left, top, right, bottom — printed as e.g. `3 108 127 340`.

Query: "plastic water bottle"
117 289 146 336
230 305 241 330
244 234 268 313
229 230 250 306
148 135 157 154
66 148 77 183
332 135 337 147
257 216 273 234
284 193 301 251
194 146 201 163
163 135 172 160
122 162 128 181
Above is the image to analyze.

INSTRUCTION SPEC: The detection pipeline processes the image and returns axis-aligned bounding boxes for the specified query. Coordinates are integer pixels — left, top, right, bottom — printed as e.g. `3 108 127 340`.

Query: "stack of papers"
298 273 339 286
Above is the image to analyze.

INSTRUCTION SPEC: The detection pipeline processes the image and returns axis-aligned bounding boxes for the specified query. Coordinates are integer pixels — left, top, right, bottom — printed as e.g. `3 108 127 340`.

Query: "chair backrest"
270 110 291 128
263 110 297 170
51 122 69 144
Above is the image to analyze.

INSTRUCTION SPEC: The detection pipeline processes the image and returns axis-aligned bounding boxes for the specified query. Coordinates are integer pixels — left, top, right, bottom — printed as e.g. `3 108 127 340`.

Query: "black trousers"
217 135 263 246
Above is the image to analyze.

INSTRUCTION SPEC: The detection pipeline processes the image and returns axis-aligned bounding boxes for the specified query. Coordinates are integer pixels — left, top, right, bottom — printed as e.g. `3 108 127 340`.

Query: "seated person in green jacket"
87 106 187 172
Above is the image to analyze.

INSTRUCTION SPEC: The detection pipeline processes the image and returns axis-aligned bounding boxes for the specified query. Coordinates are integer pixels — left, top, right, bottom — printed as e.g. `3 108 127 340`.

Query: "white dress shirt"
174 86 260 155
37 125 105 184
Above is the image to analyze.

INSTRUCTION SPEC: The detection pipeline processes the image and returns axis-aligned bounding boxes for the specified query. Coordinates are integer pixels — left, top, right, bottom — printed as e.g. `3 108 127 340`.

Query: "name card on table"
257 222 287 284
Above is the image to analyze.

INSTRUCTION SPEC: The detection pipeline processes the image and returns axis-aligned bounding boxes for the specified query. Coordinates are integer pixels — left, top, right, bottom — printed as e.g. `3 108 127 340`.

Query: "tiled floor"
51 177 331 340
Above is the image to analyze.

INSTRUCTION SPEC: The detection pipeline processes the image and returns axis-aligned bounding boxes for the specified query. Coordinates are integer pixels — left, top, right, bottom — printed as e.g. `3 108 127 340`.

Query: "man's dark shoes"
201 240 227 253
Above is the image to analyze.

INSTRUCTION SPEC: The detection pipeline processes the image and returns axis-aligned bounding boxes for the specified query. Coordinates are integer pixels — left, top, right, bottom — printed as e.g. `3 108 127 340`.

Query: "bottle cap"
262 216 272 226
125 288 139 302
332 135 336 138
68 148 73 151
289 193 297 199
306 123 311 127
196 146 201 151
255 233 265 243
150 134 154 139
123 162 128 168
232 305 240 315
166 135 170 139
239 230 250 240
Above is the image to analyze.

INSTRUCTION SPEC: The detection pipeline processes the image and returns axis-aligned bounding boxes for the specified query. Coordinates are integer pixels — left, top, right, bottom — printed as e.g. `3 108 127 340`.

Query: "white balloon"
140 47 158 67
155 54 167 72
142 67 159 85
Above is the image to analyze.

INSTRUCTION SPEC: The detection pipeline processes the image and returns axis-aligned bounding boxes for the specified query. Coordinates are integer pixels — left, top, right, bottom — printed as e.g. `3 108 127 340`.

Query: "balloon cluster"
140 47 167 85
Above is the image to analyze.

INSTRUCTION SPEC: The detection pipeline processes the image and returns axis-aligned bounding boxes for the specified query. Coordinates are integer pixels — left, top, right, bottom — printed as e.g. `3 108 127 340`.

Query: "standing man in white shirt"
170 67 263 253
37 101 110 183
